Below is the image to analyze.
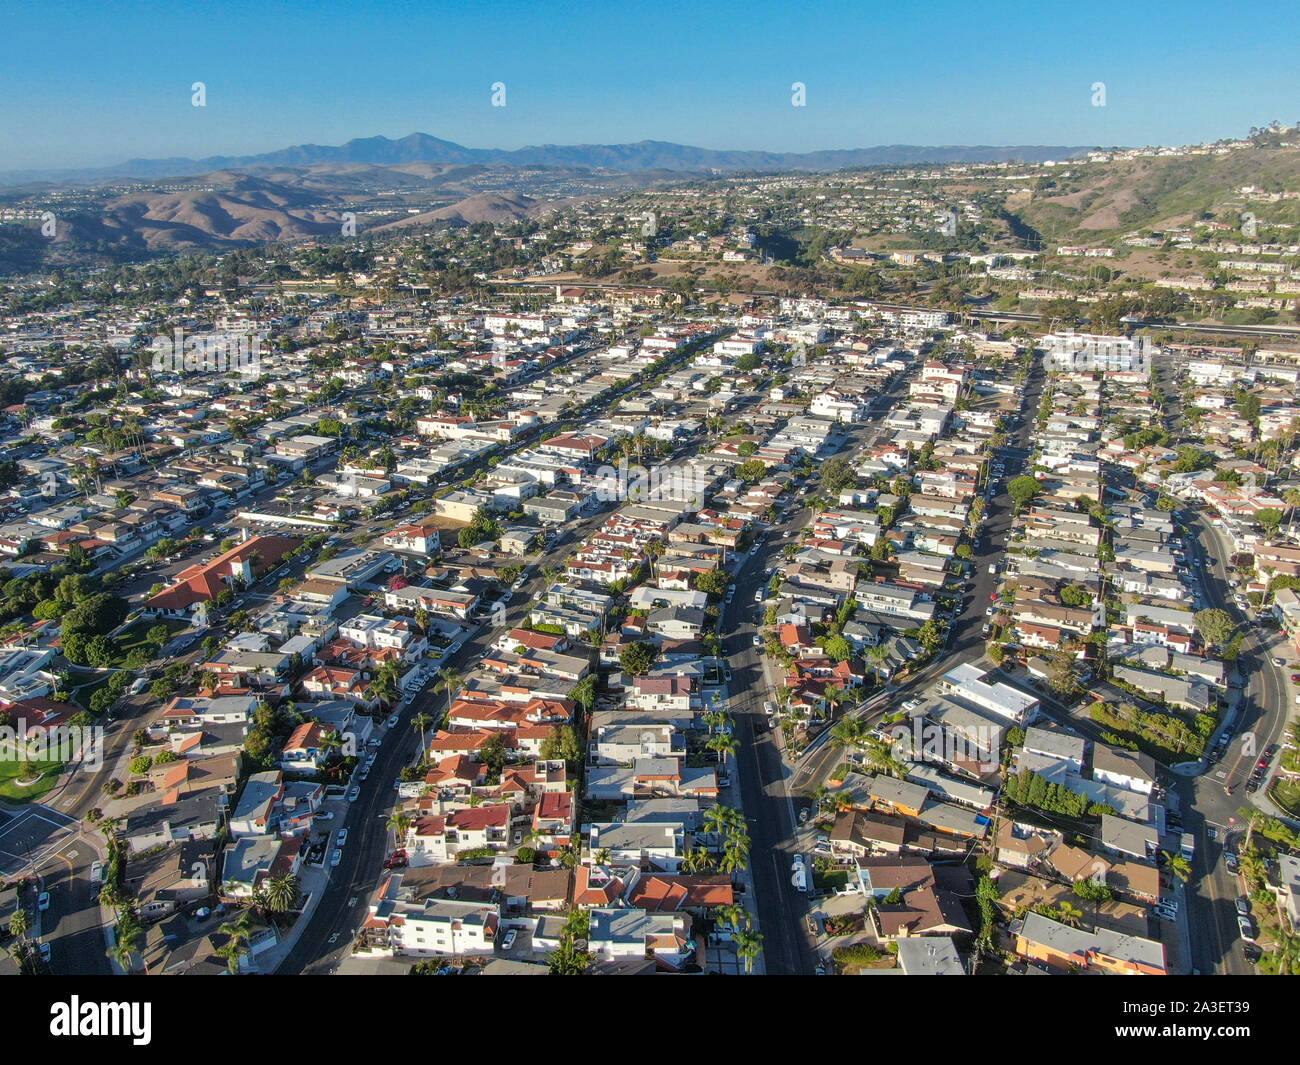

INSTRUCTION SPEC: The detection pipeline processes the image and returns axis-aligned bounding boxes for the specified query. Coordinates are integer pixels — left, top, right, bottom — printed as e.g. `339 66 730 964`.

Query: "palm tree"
107 934 136 973
1056 901 1084 928
214 939 242 975
720 834 751 875
734 927 763 973
861 736 909 779
1284 488 1300 537
715 903 750 934
1160 851 1192 883
829 716 865 751
387 810 412 846
262 873 298 915
823 683 846 717
411 712 434 751
681 846 715 873
8 908 28 941
218 909 254 966
1243 808 1267 851
706 732 737 769
703 803 741 843
437 667 461 717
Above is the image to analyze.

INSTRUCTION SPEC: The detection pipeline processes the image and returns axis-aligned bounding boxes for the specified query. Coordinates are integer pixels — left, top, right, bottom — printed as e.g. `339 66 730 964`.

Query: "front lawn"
0 756 63 803
111 618 191 667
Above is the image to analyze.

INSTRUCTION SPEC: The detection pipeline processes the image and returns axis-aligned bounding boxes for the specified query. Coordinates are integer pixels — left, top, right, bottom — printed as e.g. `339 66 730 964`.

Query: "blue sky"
3 0 1296 170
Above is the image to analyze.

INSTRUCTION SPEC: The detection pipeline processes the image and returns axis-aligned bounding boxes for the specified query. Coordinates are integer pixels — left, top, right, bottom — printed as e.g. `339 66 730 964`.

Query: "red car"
989 592 1000 602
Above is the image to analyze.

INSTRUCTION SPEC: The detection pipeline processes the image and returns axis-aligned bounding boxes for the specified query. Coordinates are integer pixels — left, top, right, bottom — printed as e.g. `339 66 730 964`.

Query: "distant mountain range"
0 132 1095 185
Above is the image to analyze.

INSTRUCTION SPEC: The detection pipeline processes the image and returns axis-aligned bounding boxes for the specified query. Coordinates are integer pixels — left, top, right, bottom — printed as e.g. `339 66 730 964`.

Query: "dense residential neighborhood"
2 11 1299 989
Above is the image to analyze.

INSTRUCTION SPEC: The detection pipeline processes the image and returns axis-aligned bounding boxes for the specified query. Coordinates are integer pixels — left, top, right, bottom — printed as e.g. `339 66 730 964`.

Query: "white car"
753 634 763 648
37 892 50 912
330 849 343 868
347 786 361 802
316 811 334 822
336 829 349 847
501 929 518 951
754 589 764 602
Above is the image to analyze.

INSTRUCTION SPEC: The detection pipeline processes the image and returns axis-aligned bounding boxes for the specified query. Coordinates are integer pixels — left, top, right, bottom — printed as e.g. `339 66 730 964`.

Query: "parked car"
36 892 50 912
501 929 518 951
331 849 343 868
1235 897 1250 918
1238 915 1255 942
336 829 349 847
347 786 361 802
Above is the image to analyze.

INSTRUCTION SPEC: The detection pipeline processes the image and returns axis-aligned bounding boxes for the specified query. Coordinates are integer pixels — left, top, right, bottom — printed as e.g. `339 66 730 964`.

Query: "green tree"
1007 475 1041 511
619 641 657 676
1195 608 1235 647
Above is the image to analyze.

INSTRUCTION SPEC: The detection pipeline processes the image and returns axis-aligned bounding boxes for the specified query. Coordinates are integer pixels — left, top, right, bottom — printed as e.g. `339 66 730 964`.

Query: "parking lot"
0 805 78 877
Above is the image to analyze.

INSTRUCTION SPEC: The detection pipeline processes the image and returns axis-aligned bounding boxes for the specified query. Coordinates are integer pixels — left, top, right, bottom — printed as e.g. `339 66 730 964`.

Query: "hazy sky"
3 0 1296 170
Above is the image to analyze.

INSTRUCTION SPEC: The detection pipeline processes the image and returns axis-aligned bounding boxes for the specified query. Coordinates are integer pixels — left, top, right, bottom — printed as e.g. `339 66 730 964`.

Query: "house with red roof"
405 804 513 864
145 534 299 617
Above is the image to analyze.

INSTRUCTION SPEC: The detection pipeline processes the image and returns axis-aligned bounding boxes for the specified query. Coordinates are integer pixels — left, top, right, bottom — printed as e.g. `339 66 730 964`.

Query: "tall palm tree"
703 803 741 843
411 712 434 751
707 732 737 769
437 667 461 717
715 903 750 934
387 810 412 846
734 927 763 974
218 909 254 965
108 919 141 972
823 683 846 717
720 834 751 875
1243 808 1266 851
829 716 865 751
8 908 28 941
